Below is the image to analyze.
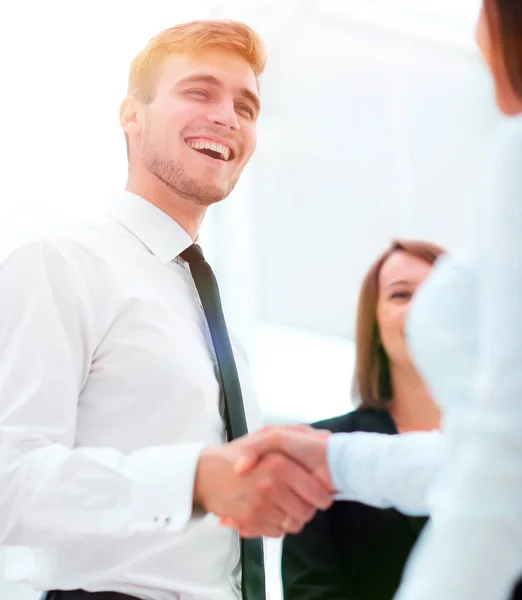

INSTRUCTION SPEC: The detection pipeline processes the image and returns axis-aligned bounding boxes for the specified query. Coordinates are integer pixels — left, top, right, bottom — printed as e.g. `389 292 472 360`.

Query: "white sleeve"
327 431 445 515
395 119 522 600
0 240 204 545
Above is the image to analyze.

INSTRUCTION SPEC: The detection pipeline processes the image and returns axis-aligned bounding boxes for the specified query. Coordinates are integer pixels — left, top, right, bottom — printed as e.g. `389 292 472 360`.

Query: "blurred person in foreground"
227 0 522 597
392 1 522 597
0 20 334 600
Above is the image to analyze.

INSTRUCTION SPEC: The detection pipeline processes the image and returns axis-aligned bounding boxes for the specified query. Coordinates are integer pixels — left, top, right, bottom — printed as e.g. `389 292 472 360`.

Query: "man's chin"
162 175 233 206
192 177 238 206
185 185 230 207
143 154 236 205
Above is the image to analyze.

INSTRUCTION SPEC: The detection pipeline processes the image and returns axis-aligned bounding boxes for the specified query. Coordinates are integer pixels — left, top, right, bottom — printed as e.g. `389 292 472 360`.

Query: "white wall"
246 15 498 341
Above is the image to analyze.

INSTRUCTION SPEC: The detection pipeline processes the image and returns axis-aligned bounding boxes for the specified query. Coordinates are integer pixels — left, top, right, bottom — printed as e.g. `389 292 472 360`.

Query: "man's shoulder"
312 408 395 435
0 214 120 266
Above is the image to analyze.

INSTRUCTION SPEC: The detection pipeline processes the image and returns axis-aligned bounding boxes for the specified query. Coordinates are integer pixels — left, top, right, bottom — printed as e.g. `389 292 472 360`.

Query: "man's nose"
208 100 240 130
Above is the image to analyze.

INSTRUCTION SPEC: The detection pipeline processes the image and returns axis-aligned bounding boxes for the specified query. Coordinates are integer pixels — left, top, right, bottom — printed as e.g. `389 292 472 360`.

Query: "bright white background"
0 0 499 598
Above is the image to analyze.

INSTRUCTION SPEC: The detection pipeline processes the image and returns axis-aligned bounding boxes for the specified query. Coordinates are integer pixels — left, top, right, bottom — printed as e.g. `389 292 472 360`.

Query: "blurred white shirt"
325 115 522 600
328 430 444 515
394 115 522 599
0 192 263 600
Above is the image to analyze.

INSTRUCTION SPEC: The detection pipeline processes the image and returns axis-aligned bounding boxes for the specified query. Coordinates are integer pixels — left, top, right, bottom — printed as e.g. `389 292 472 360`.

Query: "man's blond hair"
128 20 267 103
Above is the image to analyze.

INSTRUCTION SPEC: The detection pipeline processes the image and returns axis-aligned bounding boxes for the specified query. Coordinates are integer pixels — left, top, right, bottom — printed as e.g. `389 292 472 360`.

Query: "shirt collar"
108 191 194 264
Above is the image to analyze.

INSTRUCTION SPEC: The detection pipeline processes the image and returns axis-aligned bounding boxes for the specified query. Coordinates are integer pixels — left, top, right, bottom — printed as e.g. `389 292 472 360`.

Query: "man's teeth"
187 139 231 161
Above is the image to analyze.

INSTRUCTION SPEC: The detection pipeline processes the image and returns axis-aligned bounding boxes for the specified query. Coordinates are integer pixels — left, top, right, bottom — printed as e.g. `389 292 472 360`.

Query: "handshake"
194 426 335 538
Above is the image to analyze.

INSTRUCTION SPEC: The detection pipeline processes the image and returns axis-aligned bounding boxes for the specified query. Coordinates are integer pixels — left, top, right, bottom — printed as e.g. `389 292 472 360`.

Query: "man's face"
134 51 260 205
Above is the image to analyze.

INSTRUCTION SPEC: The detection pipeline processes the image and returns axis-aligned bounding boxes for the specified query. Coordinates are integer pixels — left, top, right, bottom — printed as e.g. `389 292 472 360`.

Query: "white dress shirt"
0 192 263 600
393 115 522 599
327 430 445 516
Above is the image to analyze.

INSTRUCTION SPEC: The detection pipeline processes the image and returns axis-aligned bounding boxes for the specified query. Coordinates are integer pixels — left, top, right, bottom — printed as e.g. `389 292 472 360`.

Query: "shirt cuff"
327 433 355 497
127 443 205 533
326 432 396 505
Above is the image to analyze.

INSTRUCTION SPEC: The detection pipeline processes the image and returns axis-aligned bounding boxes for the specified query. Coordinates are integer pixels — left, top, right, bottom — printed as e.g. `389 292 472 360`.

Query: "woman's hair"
484 0 522 98
352 240 446 410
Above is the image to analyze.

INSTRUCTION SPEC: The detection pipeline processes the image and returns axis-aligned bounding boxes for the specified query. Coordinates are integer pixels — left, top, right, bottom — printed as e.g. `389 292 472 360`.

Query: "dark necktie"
180 243 266 600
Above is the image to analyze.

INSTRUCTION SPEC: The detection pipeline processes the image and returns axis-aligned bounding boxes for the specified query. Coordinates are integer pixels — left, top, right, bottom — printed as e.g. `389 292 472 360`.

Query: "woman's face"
476 2 522 115
376 251 433 367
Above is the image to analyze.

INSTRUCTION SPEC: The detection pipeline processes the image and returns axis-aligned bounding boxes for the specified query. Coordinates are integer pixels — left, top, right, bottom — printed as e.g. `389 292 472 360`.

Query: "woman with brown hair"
281 239 445 600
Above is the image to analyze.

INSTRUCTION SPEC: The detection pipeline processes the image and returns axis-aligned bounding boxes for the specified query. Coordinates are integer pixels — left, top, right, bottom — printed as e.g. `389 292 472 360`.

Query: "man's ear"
120 95 141 137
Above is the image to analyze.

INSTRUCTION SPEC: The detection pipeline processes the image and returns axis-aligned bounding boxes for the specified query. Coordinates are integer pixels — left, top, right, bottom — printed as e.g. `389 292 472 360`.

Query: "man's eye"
187 89 209 99
236 104 255 119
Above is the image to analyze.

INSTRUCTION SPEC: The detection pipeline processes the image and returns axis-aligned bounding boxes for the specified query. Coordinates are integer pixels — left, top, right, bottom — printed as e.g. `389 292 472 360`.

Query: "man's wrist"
193 446 215 509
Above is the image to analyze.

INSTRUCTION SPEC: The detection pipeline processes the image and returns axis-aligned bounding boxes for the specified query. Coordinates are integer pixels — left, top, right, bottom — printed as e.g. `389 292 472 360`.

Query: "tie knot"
180 243 205 264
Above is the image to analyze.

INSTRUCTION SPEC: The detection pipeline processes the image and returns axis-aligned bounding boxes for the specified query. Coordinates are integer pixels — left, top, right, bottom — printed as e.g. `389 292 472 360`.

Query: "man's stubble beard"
142 136 240 207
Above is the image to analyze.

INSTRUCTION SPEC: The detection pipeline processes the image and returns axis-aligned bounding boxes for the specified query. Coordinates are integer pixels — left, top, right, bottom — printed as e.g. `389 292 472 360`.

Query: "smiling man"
121 31 262 224
0 21 333 600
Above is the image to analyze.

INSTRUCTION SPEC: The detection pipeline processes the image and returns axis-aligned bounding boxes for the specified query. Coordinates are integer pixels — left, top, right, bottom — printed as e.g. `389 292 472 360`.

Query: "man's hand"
235 426 333 486
194 432 334 538
217 426 334 537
